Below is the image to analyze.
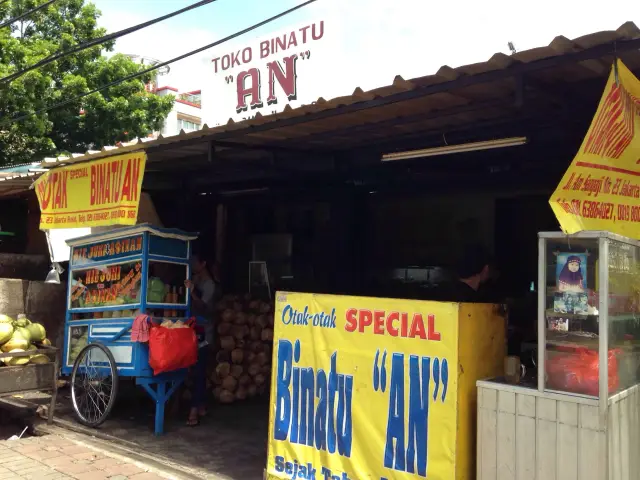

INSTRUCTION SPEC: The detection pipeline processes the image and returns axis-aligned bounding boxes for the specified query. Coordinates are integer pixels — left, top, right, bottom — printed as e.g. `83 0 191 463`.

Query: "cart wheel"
70 343 118 427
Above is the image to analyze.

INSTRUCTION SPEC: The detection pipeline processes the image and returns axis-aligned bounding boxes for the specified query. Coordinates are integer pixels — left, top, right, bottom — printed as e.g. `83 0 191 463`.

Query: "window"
177 119 200 132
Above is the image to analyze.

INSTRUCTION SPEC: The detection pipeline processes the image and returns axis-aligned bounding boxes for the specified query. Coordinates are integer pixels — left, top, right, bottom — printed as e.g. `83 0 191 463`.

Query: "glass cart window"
608 239 640 394
67 325 88 365
70 261 143 310
544 237 600 396
147 261 187 305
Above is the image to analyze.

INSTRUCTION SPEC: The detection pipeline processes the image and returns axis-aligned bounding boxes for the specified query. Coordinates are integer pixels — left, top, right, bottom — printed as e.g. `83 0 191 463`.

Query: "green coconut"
13 314 30 328
41 338 52 346
26 323 46 343
0 323 14 345
3 349 30 366
0 314 14 324
29 354 49 365
1 331 30 352
16 327 32 344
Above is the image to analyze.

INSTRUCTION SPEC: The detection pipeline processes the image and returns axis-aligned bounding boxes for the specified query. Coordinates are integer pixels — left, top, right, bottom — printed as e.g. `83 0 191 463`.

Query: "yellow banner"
550 60 640 237
267 292 458 480
34 152 146 229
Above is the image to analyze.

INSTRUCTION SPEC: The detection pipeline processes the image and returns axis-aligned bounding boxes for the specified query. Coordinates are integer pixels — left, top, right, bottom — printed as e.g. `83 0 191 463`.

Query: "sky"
91 0 639 94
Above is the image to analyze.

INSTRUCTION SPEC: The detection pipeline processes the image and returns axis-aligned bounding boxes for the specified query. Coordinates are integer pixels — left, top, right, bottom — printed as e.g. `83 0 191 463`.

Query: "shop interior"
1 29 640 478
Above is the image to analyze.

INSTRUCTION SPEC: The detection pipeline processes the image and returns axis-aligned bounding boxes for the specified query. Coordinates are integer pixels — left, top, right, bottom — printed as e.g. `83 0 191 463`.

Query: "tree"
0 0 174 166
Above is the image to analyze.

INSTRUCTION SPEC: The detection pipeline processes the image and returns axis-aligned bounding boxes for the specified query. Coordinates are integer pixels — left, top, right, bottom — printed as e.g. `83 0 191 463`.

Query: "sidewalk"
0 434 169 480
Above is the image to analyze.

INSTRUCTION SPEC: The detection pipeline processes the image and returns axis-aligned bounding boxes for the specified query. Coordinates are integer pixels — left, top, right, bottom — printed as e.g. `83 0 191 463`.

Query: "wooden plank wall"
477 386 607 480
609 387 640 480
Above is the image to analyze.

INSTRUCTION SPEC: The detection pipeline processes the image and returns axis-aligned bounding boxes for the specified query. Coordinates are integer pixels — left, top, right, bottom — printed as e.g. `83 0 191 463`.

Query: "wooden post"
215 203 227 266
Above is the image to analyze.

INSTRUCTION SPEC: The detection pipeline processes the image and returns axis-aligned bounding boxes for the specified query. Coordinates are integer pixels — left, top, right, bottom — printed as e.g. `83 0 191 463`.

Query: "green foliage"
0 0 174 166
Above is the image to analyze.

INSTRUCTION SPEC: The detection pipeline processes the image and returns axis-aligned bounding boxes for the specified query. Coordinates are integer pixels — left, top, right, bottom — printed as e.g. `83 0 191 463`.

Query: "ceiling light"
219 187 268 197
381 137 528 162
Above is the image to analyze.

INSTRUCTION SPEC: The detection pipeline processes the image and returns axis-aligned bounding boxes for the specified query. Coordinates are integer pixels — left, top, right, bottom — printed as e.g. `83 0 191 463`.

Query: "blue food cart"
62 224 198 435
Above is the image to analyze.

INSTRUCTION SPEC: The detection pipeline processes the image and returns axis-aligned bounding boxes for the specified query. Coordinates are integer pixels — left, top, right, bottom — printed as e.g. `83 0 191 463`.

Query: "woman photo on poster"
557 254 586 293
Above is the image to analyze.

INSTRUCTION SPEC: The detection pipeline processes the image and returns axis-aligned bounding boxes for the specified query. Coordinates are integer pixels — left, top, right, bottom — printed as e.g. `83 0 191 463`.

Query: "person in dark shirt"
434 245 494 302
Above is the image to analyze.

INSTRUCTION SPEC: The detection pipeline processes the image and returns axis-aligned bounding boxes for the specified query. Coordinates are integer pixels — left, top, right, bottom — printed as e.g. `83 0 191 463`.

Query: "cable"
6 0 318 125
0 0 59 29
0 0 218 85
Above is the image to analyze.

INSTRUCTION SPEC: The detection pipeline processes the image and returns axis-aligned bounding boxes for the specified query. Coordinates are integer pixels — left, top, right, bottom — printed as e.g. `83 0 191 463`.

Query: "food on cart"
0 315 53 366
2 349 30 366
25 323 46 343
29 354 50 364
1 330 30 352
16 327 32 344
148 277 166 303
68 330 89 363
0 322 14 345
159 319 190 329
14 314 31 328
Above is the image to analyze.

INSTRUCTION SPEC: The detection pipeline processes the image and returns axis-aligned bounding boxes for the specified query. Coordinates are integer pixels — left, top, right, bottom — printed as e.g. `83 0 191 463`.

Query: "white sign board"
201 20 350 127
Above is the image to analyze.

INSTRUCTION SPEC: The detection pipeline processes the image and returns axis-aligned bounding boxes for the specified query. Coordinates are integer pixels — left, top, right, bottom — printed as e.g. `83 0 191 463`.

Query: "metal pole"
598 237 609 415
537 235 546 392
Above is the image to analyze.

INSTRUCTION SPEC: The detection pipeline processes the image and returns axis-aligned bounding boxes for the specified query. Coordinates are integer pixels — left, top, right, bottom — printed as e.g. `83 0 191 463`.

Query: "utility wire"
6 0 318 125
0 0 59 29
0 0 218 85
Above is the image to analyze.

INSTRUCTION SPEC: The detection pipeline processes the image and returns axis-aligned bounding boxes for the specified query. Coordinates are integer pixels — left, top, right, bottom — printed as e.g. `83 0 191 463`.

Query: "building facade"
155 87 202 137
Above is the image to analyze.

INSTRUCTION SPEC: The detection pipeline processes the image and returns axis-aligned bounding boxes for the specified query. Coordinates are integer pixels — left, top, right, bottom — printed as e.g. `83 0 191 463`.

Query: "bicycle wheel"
70 343 119 427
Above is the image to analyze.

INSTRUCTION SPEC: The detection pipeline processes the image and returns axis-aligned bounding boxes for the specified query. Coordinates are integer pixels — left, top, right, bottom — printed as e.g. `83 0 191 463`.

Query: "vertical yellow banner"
34 152 147 229
266 292 459 480
550 60 640 237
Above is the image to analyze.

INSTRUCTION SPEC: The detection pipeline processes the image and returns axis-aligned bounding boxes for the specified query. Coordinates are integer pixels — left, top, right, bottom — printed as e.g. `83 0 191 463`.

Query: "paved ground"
0 433 169 480
16 382 269 479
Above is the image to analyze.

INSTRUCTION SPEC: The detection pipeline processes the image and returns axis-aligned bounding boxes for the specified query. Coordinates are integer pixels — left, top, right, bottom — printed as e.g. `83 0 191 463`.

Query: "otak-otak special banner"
550 60 640 238
34 152 146 229
267 292 458 480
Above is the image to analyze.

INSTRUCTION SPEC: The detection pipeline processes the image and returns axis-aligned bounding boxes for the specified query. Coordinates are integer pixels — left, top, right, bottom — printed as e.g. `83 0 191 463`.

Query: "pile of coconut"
0 314 52 366
210 294 274 403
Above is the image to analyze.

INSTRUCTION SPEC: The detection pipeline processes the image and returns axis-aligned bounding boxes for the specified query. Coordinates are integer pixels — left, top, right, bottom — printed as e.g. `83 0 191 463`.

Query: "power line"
0 0 59 29
7 0 318 125
0 0 218 85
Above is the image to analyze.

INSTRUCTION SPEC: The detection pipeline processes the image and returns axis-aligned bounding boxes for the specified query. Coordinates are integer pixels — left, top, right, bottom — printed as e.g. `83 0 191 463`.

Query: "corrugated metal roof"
2 21 640 196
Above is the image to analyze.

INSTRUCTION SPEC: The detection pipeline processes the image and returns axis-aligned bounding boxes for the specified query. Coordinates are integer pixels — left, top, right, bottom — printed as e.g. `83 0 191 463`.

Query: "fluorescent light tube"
381 137 528 161
219 187 268 197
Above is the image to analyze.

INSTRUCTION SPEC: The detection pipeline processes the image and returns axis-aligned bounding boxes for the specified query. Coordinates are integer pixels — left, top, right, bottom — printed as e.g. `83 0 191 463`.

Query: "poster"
34 152 146 229
555 253 587 292
267 292 458 480
549 60 640 238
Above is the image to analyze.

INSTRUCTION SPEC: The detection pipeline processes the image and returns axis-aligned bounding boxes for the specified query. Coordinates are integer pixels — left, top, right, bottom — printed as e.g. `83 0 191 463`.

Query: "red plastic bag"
148 322 198 376
546 347 620 396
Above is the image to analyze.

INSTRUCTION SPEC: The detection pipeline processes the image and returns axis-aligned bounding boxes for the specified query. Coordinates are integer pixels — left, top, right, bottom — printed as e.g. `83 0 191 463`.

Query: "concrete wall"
0 279 66 348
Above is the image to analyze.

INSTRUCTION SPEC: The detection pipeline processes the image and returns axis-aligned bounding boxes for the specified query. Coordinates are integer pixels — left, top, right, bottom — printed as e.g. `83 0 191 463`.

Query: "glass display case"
538 231 640 409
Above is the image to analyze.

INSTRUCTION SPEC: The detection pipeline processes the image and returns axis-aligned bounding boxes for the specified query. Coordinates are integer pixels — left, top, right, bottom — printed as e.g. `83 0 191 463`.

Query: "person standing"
184 252 216 426
431 245 495 303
